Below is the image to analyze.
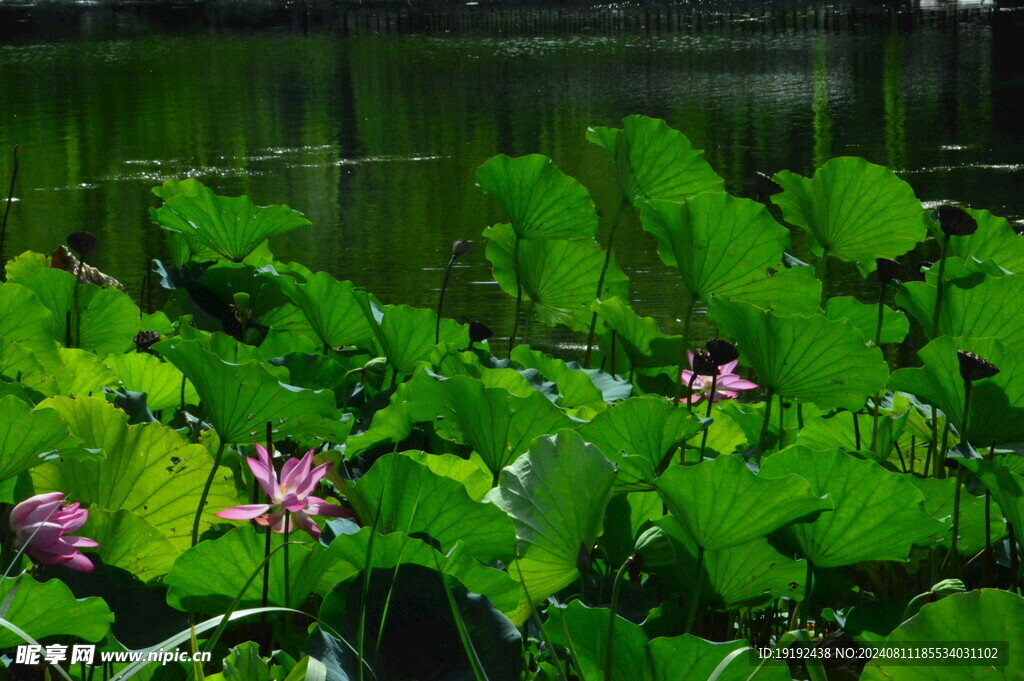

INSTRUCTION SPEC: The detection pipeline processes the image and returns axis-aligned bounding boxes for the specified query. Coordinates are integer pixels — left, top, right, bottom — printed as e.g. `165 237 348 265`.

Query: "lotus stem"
584 200 626 368
800 560 814 630
674 299 697 405
1009 522 1021 595
853 411 861 450
698 375 717 462
603 555 633 681
436 256 457 345
949 467 965 574
283 515 291 609
932 235 950 338
508 236 523 358
191 440 226 547
757 389 776 462
778 395 785 448
683 546 704 635
985 444 995 587
870 284 886 452
261 523 272 625
0 145 21 282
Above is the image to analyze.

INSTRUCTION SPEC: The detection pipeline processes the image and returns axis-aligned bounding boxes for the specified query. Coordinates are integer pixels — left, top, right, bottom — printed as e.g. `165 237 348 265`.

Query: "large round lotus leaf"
771 156 925 265
587 114 725 207
654 454 831 551
485 223 629 333
511 345 631 409
708 296 889 411
0 575 113 648
544 600 653 681
896 261 1024 344
825 295 909 344
649 634 792 681
956 459 1024 535
910 477 1004 557
85 507 182 582
31 396 240 552
280 272 377 349
720 265 823 316
0 282 58 357
0 337 58 395
861 589 1024 681
485 431 616 605
577 395 704 488
639 195 790 302
931 206 1024 274
347 452 516 563
655 517 805 609
155 338 337 444
51 347 118 397
0 395 80 482
476 153 598 240
889 337 1024 446
373 304 469 377
16 268 140 355
154 183 310 263
760 447 944 566
105 351 198 411
590 297 683 371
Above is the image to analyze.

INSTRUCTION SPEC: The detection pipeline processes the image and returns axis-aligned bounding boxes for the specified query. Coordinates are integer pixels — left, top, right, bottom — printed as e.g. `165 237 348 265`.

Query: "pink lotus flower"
215 445 348 540
10 492 98 573
680 351 758 405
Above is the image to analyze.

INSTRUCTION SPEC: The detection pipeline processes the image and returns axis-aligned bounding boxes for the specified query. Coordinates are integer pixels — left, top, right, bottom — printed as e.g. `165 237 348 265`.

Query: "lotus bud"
930 579 965 598
753 172 783 203
134 330 160 354
876 258 900 285
232 291 252 324
452 239 471 259
67 231 98 258
934 205 978 237
706 339 738 367
957 350 999 383
691 349 719 377
469 320 493 344
632 526 676 570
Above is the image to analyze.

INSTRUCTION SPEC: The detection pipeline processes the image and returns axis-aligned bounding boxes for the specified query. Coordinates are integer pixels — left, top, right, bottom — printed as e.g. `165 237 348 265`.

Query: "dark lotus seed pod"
934 205 978 237
452 239 471 258
134 330 160 354
753 171 783 202
576 542 593 574
957 350 999 382
469 320 493 343
692 349 719 377
67 231 98 257
706 338 739 366
876 258 900 285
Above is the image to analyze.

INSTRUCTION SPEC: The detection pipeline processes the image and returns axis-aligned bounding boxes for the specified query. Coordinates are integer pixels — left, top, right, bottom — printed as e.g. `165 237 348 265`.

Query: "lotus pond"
1 114 1023 680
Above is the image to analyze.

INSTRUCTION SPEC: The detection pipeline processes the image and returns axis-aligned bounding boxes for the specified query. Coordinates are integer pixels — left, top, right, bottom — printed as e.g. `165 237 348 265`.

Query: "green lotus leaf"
794 409 906 460
760 447 943 566
0 575 113 648
576 395 705 488
428 374 575 477
154 183 310 263
105 351 199 411
956 459 1024 533
861 589 1024 681
649 634 791 681
896 261 1024 343
655 517 806 609
720 265 823 316
476 154 598 240
0 282 59 358
0 395 80 482
0 337 58 395
220 642 273 681
889 337 1024 446
771 156 926 265
16 268 140 355
280 272 378 349
591 297 682 371
31 396 240 552
825 295 909 344
709 297 888 410
346 452 516 562
485 222 629 332
544 600 653 681
511 345 630 408
485 431 616 604
51 348 118 397
639 195 790 302
85 508 182 581
400 450 493 502
930 206 1024 274
910 478 1004 556
371 304 469 377
654 454 831 551
155 338 337 444
588 115 725 207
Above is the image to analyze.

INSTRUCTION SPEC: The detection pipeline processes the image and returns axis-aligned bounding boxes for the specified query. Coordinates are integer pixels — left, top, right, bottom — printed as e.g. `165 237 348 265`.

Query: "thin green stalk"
800 561 814 630
1009 522 1021 595
508 236 523 358
603 556 633 681
947 381 974 571
0 145 21 282
756 389 776 462
674 299 697 404
260 525 272 628
870 283 886 452
191 440 226 547
583 200 626 368
683 546 705 635
283 516 291 609
435 255 456 345
932 235 950 338
698 375 718 462
853 412 861 451
985 444 995 587
777 394 785 448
